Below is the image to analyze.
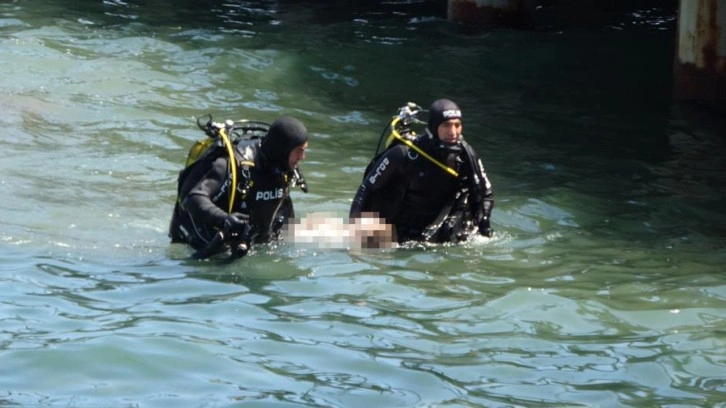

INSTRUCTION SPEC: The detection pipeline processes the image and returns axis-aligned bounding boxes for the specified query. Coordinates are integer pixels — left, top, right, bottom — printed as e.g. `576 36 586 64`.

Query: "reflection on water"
2 0 726 407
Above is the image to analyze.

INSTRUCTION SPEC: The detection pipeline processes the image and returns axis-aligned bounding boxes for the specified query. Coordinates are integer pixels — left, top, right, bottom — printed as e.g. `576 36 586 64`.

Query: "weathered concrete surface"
674 0 726 110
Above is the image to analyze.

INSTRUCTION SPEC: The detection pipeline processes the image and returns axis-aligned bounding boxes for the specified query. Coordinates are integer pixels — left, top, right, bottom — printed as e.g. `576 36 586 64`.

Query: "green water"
1 1 725 407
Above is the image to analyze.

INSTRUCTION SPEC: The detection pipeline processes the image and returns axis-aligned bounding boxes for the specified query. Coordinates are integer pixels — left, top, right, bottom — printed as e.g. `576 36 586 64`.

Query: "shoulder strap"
215 128 239 213
230 138 260 205
393 130 458 177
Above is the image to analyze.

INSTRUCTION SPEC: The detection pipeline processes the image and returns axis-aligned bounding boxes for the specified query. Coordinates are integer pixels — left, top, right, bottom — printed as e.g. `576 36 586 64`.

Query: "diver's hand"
478 218 493 238
223 213 251 237
224 213 253 259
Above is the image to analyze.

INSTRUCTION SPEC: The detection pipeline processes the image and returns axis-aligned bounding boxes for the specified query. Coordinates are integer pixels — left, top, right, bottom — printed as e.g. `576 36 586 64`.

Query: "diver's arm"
470 149 495 235
349 146 406 219
476 157 494 213
180 156 230 229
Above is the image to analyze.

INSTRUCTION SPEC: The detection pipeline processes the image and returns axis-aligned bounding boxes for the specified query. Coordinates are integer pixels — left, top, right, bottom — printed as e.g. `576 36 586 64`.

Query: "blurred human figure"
283 212 395 251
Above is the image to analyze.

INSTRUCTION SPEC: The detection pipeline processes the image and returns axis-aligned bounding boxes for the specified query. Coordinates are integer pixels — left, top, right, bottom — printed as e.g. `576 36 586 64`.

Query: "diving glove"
223 213 251 237
478 218 493 238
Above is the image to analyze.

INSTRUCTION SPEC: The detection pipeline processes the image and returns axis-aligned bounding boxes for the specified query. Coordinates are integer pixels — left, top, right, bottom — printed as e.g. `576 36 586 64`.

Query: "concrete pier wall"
674 0 726 110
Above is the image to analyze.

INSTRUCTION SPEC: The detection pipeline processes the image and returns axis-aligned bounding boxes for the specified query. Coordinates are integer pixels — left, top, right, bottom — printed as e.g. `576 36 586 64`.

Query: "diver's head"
426 99 463 147
261 116 309 171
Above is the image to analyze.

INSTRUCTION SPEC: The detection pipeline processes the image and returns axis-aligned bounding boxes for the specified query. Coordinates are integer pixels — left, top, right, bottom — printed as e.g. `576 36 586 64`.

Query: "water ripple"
3 1 725 407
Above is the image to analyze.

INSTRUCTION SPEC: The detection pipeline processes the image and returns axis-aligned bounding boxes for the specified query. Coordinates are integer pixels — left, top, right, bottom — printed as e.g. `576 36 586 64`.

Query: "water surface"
1 1 725 407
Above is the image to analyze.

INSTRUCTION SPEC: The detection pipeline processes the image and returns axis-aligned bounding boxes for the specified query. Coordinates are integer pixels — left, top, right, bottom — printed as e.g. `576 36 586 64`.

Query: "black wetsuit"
350 137 493 243
169 139 294 251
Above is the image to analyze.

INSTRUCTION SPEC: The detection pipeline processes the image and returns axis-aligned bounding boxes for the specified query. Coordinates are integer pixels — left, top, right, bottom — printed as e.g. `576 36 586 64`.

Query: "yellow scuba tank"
185 137 215 167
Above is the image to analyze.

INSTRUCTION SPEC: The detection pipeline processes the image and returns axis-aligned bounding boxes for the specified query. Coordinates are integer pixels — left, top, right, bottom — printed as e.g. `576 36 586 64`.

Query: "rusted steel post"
674 0 726 110
447 0 534 28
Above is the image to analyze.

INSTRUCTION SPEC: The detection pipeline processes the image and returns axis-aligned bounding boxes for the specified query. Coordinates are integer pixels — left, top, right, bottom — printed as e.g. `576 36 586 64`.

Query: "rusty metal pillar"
674 0 726 110
447 0 534 28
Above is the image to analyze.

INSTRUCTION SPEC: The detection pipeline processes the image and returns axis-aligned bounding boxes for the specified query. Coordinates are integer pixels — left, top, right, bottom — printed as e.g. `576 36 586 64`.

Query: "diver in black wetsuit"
349 99 494 243
169 116 309 257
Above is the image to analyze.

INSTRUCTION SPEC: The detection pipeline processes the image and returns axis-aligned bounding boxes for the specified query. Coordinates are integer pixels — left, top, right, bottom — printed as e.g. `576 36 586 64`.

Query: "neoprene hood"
427 99 462 137
261 116 308 171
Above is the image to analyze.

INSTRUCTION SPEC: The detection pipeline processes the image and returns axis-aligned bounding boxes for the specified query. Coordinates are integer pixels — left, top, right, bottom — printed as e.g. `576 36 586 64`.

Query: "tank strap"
390 117 458 177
